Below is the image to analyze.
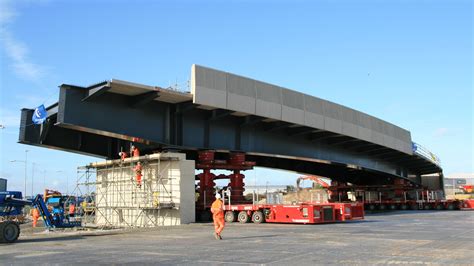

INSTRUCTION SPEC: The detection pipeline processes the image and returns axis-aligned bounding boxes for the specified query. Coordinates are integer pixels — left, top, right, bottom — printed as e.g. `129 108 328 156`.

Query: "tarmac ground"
1 210 473 265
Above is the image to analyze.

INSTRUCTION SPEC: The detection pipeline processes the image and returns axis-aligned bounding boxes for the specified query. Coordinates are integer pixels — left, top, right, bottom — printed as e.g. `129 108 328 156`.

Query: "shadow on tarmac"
223 234 282 240
16 231 123 244
365 210 449 216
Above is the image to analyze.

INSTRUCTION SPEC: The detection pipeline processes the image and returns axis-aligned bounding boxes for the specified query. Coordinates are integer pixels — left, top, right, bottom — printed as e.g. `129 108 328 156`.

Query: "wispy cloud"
0 0 48 82
0 93 51 130
0 0 17 24
0 107 21 128
433 127 449 138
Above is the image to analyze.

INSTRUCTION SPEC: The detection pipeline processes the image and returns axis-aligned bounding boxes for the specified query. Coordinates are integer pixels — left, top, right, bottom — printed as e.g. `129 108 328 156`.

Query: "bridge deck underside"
19 85 442 187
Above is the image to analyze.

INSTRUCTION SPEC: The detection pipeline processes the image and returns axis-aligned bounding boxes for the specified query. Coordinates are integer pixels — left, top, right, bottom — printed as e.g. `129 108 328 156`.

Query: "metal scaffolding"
75 154 181 228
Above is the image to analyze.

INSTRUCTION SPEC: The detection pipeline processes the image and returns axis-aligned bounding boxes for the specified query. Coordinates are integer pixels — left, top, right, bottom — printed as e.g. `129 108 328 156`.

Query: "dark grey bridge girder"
19 79 442 188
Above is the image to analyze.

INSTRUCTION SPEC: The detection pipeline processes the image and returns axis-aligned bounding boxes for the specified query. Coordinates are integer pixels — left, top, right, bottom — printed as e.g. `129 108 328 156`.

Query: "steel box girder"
18 84 441 186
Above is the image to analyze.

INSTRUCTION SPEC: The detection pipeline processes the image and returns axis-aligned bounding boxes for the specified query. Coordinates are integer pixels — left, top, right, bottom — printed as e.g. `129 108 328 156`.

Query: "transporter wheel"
224 211 236 223
0 221 20 243
435 204 444 210
389 204 397 211
447 204 455 210
237 211 250 223
379 205 386 211
423 204 431 210
400 204 408 210
252 211 265 224
368 205 375 211
0 222 4 242
409 204 418 210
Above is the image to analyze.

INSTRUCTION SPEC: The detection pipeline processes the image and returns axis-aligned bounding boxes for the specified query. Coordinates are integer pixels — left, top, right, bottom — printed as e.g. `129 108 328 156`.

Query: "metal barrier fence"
412 142 441 166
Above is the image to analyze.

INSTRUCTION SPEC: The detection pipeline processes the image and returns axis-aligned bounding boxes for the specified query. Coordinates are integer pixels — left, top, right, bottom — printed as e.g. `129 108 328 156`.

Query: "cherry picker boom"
0 191 81 243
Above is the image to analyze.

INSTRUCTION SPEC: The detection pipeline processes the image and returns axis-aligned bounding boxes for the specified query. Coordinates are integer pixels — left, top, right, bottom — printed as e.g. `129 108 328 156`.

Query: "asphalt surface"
1 211 473 265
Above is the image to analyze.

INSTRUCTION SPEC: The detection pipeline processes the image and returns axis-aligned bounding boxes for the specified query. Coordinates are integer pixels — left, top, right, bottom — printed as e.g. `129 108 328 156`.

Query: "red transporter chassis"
222 202 364 224
460 199 474 210
363 199 464 211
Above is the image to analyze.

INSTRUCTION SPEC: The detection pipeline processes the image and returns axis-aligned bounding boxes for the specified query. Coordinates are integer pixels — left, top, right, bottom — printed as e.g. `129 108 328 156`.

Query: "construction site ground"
1 211 473 265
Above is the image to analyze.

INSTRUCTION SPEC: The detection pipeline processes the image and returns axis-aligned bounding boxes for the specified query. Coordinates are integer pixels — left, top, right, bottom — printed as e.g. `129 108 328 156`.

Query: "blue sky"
0 0 472 196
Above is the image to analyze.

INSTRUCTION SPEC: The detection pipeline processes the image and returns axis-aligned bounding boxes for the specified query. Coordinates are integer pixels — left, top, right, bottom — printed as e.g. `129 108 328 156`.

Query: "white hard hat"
215 194 222 199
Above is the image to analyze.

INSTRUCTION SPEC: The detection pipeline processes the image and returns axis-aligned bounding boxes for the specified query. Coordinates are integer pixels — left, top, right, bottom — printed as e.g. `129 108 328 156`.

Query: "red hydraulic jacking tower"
195 151 255 220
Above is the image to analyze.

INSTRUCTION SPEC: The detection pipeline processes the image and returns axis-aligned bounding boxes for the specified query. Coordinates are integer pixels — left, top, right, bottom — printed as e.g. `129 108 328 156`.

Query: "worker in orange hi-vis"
211 193 225 240
134 162 143 188
119 151 128 161
131 145 140 157
32 208 40 228
69 202 76 219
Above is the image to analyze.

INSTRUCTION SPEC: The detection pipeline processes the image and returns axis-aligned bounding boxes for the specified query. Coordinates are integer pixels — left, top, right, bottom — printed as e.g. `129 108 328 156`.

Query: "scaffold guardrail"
412 142 441 166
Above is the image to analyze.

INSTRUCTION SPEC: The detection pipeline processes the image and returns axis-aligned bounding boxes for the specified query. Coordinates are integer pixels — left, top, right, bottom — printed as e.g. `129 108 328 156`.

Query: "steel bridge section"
18 66 442 188
19 85 441 187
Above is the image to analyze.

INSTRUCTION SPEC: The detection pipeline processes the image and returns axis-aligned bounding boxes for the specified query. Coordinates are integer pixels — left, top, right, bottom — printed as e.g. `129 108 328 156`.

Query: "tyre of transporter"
424 204 431 210
1 221 20 243
389 204 397 211
252 211 265 224
224 211 236 223
400 204 408 210
435 204 444 210
447 204 455 210
0 222 5 243
368 205 375 211
379 205 386 211
237 211 250 223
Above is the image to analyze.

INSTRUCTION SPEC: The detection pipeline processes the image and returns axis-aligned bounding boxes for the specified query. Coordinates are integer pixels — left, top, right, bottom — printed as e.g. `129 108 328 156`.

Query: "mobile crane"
0 190 81 243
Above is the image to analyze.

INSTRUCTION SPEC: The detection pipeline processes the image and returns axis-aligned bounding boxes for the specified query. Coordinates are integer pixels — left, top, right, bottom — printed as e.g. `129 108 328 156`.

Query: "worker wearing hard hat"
211 194 225 240
131 145 140 157
119 151 128 161
134 162 143 188
31 208 40 228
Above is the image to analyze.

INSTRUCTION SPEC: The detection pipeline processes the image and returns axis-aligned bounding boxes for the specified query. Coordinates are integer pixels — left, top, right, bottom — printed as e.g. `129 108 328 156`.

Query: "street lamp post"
43 170 47 191
10 150 29 198
56 170 69 195
31 162 36 197
25 150 28 197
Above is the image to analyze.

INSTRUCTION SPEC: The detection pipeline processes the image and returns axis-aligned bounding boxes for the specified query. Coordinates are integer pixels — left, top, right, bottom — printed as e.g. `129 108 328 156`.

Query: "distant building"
0 178 6 191
244 185 287 195
444 173 474 194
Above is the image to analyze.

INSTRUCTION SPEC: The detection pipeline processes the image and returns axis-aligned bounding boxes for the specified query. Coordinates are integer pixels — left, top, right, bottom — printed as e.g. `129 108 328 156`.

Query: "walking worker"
32 208 40 228
211 193 225 240
134 162 143 188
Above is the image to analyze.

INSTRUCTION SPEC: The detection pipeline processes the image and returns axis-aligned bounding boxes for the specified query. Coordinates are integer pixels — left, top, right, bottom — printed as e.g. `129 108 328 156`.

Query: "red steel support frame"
195 151 256 211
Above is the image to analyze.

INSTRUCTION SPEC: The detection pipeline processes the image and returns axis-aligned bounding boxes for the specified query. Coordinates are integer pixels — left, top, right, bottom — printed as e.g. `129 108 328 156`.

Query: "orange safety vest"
134 164 142 174
69 204 75 214
133 148 140 157
211 199 224 218
32 208 40 218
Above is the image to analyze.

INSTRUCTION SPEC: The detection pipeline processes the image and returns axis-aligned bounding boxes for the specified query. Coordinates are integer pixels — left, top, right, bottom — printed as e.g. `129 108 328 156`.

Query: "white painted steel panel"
256 99 282 120
282 106 304 125
227 93 256 114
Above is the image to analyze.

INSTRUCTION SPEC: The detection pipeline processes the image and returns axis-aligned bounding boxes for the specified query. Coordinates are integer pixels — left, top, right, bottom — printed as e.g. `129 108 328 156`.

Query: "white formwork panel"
91 153 195 228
